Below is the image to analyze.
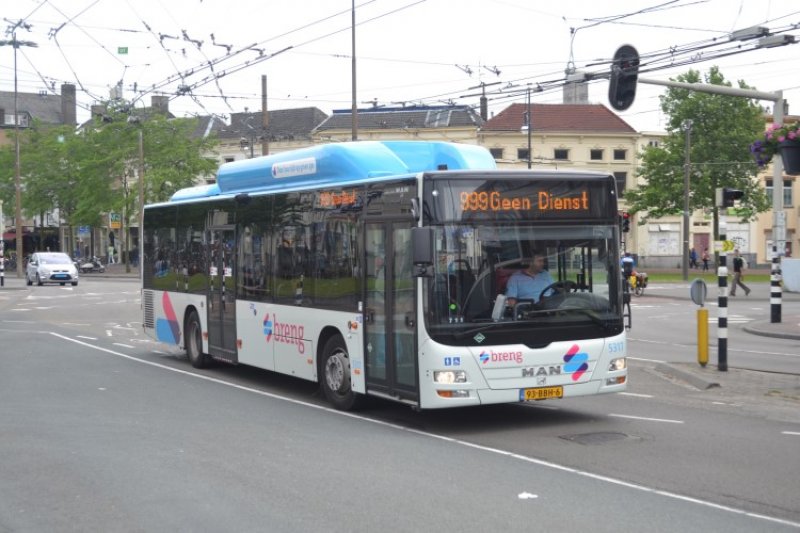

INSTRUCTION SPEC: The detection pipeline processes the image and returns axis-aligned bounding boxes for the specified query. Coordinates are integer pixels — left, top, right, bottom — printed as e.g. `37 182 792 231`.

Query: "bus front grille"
143 290 154 329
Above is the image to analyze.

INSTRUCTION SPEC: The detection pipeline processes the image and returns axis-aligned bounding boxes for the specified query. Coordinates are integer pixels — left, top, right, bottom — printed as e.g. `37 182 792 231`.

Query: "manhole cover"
559 432 632 445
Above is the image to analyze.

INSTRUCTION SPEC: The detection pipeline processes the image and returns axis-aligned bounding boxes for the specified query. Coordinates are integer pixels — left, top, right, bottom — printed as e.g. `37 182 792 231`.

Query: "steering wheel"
538 280 578 301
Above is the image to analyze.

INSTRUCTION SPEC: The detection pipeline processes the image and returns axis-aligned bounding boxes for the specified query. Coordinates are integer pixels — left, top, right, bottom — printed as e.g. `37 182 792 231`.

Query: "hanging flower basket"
778 140 800 175
750 121 800 172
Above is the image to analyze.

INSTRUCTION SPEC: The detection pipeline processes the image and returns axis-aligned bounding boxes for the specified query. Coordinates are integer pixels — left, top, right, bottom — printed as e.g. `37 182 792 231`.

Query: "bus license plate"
520 386 563 401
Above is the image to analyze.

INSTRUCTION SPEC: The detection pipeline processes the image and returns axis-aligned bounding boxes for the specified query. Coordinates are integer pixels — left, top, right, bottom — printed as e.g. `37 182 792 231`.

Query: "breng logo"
563 344 589 381
480 350 523 364
262 313 305 354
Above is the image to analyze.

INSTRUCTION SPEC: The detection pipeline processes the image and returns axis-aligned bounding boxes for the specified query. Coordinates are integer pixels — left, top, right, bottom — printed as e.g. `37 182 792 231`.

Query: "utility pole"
350 0 358 141
682 119 693 281
261 74 269 156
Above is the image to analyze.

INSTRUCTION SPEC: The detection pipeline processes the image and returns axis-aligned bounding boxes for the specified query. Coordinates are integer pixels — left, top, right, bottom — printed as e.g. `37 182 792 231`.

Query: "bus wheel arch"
185 307 209 368
318 330 363 410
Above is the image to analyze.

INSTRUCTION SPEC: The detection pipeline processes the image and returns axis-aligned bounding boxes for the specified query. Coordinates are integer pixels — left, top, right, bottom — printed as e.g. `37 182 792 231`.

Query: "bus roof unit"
213 141 496 196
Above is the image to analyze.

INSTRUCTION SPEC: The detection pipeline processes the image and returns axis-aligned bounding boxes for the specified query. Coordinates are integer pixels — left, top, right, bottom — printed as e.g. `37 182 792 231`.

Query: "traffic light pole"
639 77 785 323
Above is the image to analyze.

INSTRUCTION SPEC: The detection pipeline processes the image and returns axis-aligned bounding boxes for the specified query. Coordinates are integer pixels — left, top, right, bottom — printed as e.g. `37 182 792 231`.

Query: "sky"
2 0 799 132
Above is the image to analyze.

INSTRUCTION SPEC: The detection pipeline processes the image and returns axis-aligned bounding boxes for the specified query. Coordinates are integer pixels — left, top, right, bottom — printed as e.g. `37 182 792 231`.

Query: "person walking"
701 248 710 272
729 249 750 296
689 247 698 269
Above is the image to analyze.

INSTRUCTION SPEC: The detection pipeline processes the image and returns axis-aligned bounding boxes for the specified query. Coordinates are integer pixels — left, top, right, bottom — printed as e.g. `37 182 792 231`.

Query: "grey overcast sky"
2 0 799 132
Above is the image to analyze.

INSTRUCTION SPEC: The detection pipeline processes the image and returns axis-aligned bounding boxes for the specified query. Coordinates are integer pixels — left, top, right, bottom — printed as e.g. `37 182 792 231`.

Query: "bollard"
690 279 708 367
697 308 708 366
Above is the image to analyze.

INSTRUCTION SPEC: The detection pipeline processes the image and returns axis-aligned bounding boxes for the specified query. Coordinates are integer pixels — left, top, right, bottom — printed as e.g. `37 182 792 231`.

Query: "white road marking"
76 335 98 340
609 414 684 424
782 431 800 436
627 356 662 363
105 330 112 337
112 342 134 349
619 392 654 398
518 492 538 500
50 332 800 530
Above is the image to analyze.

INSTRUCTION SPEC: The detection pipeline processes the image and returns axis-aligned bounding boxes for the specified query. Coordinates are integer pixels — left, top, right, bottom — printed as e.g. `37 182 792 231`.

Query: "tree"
624 67 771 242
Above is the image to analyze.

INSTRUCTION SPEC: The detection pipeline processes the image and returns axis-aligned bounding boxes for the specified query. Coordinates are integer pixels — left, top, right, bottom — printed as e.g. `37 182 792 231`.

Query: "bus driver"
505 252 554 306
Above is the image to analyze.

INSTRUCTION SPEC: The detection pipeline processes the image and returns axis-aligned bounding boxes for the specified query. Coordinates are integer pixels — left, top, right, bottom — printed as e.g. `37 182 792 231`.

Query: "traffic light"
608 45 640 111
722 188 744 208
620 211 631 232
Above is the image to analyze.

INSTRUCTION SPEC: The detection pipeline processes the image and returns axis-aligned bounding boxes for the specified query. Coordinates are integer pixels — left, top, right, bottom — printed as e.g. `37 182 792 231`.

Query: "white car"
26 252 79 287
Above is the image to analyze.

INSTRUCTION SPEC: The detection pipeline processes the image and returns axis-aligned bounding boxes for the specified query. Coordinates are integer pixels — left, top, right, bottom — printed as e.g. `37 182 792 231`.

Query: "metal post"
350 0 358 141
13 34 23 279
682 119 693 281
717 215 728 371
0 200 4 287
771 93 785 323
526 86 532 169
138 129 145 277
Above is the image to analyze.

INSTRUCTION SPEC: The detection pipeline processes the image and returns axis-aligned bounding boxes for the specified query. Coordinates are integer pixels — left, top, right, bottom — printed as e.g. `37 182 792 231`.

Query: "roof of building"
0 90 65 125
481 103 637 134
216 107 328 142
314 105 483 132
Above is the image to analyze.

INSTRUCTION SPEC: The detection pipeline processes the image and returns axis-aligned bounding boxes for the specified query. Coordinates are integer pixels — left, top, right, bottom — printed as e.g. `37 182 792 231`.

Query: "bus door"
207 226 237 362
364 221 418 402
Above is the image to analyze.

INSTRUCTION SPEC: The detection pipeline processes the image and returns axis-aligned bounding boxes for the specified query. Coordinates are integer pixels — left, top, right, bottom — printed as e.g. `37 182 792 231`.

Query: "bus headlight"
434 370 467 384
608 358 626 371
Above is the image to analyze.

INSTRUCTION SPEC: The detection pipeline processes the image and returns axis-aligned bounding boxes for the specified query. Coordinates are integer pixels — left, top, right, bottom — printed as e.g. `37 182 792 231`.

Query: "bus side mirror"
411 227 434 277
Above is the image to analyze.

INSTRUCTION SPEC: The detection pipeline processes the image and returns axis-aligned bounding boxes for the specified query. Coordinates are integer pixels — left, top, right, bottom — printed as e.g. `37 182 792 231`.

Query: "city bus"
142 141 627 410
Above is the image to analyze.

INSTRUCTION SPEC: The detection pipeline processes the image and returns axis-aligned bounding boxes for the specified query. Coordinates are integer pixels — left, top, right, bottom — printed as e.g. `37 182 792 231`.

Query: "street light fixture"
0 33 38 278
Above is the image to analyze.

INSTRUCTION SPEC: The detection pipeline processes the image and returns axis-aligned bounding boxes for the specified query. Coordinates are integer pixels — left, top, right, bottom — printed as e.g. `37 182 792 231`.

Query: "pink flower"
789 131 797 141
778 135 786 142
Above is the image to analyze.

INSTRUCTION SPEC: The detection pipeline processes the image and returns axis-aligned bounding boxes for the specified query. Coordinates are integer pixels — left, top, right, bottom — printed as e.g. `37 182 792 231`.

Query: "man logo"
522 366 561 377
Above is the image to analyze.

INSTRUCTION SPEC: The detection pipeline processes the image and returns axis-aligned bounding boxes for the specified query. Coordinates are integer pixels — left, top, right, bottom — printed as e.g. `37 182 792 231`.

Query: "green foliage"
6 107 219 231
625 67 771 225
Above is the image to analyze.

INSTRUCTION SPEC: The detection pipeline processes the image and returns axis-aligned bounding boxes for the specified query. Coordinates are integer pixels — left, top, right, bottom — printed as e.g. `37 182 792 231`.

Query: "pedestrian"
729 249 750 296
689 247 697 268
107 244 115 264
701 248 710 271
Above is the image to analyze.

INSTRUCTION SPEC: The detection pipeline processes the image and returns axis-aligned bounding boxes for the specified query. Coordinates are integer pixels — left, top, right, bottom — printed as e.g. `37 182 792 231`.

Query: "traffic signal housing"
620 211 631 232
716 187 744 208
608 45 640 111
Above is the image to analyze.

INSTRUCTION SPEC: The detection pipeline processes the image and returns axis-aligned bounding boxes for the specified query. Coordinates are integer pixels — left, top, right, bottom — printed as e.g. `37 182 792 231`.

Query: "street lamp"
1 33 38 278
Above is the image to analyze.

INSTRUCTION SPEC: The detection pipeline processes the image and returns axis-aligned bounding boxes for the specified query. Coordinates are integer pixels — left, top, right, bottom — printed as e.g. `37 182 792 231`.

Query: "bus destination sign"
460 190 589 213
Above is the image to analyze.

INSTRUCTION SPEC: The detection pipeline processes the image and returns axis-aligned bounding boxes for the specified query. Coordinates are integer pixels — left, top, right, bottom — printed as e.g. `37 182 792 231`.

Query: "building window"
613 172 627 197
766 179 793 207
489 148 504 160
223 156 235 163
648 140 660 148
590 149 603 161
613 149 627 161
517 148 530 161
554 148 569 161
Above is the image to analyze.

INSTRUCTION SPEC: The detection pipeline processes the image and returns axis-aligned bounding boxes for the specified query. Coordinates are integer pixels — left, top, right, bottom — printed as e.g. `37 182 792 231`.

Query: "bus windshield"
423 175 624 347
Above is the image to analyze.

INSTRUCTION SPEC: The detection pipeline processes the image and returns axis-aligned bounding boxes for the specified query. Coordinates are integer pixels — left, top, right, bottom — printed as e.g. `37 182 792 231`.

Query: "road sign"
109 213 122 230
714 240 735 252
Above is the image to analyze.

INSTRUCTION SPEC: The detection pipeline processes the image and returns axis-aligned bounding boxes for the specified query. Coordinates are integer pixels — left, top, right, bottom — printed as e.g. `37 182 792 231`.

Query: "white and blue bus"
142 141 627 410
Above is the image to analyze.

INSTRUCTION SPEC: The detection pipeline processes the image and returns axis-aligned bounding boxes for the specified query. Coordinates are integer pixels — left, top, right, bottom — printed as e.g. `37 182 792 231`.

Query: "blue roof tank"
215 141 496 195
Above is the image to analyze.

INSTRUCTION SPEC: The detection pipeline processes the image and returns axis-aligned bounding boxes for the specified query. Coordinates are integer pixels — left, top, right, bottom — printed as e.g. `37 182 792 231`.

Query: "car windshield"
38 253 72 265
422 223 623 346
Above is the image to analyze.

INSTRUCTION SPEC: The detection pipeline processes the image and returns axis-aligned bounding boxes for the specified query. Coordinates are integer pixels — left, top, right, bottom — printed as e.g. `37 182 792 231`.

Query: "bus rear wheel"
321 335 362 411
186 310 209 368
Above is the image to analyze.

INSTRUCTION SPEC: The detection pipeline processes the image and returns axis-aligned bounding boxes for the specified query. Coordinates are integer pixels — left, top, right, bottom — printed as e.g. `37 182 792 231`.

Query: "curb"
743 320 800 341
655 362 721 390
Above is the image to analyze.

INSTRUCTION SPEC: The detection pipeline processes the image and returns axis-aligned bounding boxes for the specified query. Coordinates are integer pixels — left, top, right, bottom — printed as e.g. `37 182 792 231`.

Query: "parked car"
26 252 79 287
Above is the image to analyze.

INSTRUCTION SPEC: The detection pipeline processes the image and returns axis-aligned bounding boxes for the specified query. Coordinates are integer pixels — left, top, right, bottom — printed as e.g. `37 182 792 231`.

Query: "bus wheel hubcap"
325 350 348 393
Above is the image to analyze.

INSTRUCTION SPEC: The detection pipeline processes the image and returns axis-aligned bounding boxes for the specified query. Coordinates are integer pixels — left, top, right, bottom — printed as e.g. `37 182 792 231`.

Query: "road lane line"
619 392 654 398
51 332 800 530
609 413 684 424
782 431 800 436
112 342 135 349
77 335 98 340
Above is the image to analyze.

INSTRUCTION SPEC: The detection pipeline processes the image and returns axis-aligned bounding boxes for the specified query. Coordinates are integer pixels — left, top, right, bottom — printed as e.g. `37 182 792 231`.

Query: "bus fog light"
437 389 470 398
608 358 626 371
434 370 467 384
606 376 626 386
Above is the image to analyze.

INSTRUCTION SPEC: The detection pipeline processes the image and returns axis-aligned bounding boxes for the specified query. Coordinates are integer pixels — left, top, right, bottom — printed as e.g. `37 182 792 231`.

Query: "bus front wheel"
186 310 209 368
321 335 362 411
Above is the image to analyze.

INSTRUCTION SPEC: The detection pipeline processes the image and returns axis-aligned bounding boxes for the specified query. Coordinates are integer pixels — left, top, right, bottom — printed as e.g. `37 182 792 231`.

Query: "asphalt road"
1 278 798 531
